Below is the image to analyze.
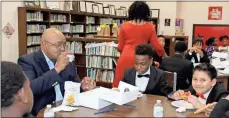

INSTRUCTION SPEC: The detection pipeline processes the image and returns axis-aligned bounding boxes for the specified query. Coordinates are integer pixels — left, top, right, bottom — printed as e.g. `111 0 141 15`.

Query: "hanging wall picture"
2 23 15 39
208 6 222 20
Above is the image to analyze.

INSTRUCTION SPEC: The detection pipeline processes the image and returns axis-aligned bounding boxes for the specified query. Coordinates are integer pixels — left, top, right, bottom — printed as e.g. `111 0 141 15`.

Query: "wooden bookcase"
164 35 189 56
18 7 160 88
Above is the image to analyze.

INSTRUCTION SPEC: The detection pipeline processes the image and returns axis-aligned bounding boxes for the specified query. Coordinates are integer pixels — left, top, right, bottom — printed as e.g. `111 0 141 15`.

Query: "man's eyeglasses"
44 40 67 49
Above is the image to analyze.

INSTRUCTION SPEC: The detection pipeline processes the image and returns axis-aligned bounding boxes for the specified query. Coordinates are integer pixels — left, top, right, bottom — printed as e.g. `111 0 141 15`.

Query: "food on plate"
180 92 191 101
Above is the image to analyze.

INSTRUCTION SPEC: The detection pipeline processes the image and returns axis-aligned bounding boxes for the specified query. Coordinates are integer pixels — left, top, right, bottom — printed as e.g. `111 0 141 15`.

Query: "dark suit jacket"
159 54 193 90
18 50 81 116
210 99 229 118
121 66 169 96
186 83 229 104
185 49 210 63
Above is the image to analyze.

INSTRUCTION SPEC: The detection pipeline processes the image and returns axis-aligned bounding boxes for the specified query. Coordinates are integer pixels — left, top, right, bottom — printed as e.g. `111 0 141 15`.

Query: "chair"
164 71 177 92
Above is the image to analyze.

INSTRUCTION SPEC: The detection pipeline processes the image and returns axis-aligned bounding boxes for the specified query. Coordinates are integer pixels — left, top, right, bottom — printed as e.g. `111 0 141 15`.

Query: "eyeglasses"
44 40 67 49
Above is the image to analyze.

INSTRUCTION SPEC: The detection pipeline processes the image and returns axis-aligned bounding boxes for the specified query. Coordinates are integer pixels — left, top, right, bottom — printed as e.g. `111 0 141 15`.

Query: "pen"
94 109 115 115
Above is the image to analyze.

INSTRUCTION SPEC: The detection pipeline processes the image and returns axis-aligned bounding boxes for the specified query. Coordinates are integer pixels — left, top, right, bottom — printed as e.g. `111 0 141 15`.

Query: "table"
37 95 206 117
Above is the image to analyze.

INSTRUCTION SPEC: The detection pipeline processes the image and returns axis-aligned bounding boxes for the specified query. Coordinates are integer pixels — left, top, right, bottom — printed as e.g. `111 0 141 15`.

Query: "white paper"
62 81 81 106
80 1 86 12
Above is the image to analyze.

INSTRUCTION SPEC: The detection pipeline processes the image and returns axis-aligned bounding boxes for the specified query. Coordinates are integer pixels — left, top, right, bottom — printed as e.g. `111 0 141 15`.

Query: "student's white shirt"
198 88 213 104
135 67 150 92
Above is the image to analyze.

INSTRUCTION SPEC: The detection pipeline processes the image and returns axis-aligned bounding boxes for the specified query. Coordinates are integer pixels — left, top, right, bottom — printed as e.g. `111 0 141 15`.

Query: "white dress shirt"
198 88 212 104
189 51 200 62
135 67 150 92
42 50 63 102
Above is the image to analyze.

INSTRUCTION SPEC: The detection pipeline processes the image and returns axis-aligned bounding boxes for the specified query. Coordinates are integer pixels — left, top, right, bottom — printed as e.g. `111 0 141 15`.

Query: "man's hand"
81 77 96 91
55 51 70 73
195 48 204 57
172 90 184 100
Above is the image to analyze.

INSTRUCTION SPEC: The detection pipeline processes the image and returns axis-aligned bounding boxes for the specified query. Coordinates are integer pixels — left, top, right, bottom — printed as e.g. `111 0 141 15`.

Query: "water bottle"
44 104 54 118
153 100 163 117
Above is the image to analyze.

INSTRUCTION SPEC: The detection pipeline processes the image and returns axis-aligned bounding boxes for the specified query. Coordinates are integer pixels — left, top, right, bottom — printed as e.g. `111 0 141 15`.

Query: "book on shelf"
86 16 95 24
87 69 114 83
100 18 112 24
85 42 120 57
26 11 43 21
27 24 46 33
86 25 98 33
51 24 70 33
66 41 83 54
50 14 67 22
70 25 84 33
27 36 41 46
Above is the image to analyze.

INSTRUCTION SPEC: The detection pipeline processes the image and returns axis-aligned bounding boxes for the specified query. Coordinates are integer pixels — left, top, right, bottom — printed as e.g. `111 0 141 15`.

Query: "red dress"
112 22 165 87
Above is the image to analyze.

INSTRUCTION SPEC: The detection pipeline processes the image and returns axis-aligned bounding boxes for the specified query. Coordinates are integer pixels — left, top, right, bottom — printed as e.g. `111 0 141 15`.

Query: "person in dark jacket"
185 37 210 63
210 95 229 118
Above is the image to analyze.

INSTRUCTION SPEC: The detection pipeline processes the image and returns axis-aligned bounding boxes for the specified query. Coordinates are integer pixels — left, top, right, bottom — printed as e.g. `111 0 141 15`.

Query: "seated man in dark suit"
185 37 210 63
1 61 34 117
172 63 229 109
18 28 96 116
160 41 193 90
121 44 169 96
210 95 229 117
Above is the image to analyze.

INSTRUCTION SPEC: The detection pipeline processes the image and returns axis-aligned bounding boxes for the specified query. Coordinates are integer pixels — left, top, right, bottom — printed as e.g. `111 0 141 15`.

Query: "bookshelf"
164 35 189 56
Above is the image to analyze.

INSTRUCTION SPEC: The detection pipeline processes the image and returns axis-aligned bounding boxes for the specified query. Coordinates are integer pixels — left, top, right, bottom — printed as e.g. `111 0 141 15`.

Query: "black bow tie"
137 74 150 78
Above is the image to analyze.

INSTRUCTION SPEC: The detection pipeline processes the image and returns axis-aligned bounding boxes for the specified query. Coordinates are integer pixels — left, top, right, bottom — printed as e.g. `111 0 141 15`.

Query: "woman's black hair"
128 1 150 21
206 37 216 46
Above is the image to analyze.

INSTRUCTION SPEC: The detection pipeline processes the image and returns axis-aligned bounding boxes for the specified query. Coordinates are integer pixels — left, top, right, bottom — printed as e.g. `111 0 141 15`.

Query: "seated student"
205 37 219 57
1 61 33 117
153 35 166 67
219 35 229 52
121 44 169 96
172 63 229 109
160 41 193 90
18 28 96 116
210 95 229 117
185 37 209 63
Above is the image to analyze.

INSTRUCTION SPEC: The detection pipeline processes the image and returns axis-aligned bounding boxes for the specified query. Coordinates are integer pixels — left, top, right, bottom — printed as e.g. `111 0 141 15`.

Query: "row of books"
87 69 114 83
100 18 113 24
27 24 47 33
27 36 41 46
71 25 84 33
66 41 83 54
27 46 40 54
86 25 98 33
86 56 113 69
26 12 44 21
112 19 121 26
85 42 120 57
50 14 67 22
51 24 70 33
86 16 95 24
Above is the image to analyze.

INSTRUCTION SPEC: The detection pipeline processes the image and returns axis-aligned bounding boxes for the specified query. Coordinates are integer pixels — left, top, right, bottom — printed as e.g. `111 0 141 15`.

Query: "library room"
1 0 229 117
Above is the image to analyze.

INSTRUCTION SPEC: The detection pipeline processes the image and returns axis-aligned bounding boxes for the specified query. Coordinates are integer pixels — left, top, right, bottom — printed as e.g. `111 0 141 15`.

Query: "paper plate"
171 100 194 109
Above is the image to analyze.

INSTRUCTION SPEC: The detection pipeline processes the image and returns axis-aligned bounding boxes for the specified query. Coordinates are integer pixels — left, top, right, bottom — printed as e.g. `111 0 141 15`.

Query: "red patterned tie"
197 93 206 100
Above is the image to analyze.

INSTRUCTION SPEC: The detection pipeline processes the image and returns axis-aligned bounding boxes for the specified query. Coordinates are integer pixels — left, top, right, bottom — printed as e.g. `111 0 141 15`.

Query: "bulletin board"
192 24 229 48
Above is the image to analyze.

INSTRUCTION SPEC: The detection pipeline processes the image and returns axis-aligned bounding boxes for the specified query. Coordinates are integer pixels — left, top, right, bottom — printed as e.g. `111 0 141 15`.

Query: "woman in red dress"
113 1 166 87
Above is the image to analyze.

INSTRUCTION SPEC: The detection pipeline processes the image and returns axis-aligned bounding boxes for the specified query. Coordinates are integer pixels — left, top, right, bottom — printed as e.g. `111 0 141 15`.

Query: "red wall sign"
208 6 222 20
